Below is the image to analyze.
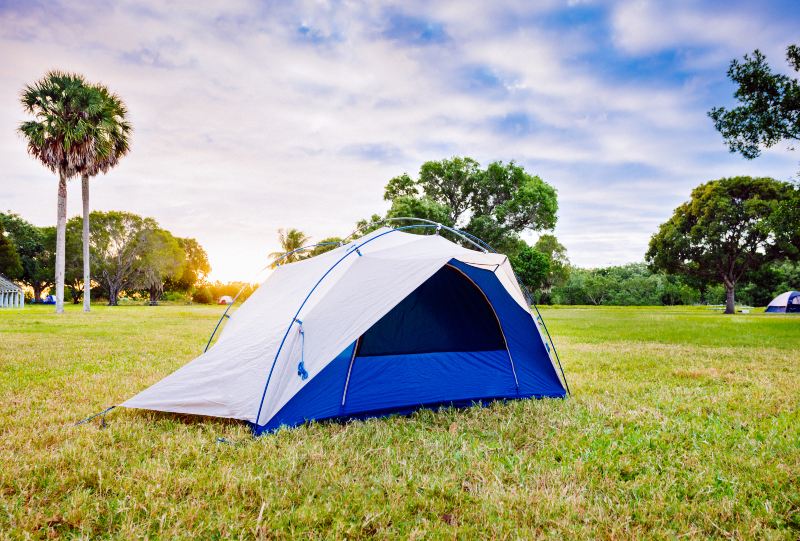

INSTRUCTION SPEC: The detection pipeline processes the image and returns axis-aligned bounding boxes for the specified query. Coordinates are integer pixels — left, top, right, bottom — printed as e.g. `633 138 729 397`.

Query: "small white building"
0 274 24 308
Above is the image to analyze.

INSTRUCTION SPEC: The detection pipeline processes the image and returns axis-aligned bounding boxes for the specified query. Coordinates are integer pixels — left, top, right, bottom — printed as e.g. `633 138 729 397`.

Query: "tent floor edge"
251 392 566 436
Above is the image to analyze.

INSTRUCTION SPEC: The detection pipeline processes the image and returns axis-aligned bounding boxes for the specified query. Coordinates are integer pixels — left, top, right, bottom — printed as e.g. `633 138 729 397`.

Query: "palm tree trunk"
55 170 67 314
82 174 91 312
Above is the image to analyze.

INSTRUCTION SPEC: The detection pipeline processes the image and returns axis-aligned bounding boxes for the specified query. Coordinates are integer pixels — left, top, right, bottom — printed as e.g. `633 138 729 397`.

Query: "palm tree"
268 228 311 268
79 84 131 312
19 71 103 314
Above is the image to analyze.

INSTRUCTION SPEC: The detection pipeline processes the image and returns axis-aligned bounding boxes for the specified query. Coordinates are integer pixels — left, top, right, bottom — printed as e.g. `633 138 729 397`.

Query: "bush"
192 287 213 304
161 291 191 303
703 284 726 305
551 263 701 306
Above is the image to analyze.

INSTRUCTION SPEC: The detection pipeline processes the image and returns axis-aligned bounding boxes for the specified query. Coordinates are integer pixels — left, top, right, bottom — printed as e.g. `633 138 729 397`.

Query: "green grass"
1 304 798 539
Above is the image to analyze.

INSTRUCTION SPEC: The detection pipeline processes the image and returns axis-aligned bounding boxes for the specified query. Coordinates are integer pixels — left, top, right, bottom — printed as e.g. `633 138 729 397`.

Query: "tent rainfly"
121 225 569 434
765 291 800 313
0 274 24 308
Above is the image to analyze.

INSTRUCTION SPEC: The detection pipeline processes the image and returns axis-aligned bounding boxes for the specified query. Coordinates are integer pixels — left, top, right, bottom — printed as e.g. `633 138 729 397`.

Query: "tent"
121 225 568 434
765 291 800 313
218 295 234 305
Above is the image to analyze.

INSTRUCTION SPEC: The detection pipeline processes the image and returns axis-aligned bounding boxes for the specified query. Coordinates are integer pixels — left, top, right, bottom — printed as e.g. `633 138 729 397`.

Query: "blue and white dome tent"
121 219 569 434
765 290 800 313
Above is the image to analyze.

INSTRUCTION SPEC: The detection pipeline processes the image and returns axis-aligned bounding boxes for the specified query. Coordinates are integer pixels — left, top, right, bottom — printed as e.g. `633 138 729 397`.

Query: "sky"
0 0 798 282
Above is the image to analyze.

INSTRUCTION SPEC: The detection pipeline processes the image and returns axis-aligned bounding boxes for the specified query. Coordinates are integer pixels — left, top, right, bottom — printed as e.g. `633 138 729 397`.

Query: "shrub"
192 287 213 304
161 291 191 303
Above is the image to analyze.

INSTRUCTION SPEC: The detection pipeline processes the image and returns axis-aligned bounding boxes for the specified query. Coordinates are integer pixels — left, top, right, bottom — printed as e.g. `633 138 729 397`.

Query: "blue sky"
0 0 798 281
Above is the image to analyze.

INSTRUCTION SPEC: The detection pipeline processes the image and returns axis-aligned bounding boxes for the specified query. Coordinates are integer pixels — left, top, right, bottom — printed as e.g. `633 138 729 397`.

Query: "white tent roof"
123 228 533 427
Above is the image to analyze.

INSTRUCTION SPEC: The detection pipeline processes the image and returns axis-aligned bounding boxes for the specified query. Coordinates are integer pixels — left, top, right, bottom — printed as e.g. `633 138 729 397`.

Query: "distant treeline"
0 211 255 305
546 261 799 307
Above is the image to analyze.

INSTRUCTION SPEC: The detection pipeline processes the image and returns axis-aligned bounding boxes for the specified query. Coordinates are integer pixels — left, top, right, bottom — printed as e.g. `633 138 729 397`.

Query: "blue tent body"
765 290 800 313
257 259 566 433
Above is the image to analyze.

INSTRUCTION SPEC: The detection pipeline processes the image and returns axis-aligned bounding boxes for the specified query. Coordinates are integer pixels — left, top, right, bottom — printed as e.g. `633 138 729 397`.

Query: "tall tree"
19 71 102 313
534 234 570 303
165 237 211 293
646 176 797 314
708 44 799 160
77 83 132 312
0 223 22 279
268 228 310 267
383 157 557 249
89 211 156 305
137 229 185 305
417 157 482 225
509 245 550 295
0 213 55 302
385 196 454 228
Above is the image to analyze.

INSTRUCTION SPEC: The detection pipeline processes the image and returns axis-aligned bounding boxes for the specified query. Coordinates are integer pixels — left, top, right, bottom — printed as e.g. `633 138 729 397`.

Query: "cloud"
0 0 797 281
610 0 796 62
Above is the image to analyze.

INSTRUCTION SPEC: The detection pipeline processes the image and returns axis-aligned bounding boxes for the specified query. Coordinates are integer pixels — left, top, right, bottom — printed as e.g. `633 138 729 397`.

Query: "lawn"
1 304 798 539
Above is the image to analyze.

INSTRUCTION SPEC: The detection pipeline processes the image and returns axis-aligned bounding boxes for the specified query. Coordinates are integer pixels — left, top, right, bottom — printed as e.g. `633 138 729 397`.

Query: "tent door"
340 264 519 414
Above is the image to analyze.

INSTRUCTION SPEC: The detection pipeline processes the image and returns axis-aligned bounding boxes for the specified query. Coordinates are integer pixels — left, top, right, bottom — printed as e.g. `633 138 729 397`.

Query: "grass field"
1 304 798 539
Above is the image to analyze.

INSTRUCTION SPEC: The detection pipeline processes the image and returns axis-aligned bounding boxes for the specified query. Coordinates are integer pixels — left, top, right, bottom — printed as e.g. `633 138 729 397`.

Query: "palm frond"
18 72 132 179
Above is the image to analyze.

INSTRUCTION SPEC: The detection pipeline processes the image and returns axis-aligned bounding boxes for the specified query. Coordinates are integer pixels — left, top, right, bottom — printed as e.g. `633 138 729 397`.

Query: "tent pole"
202 241 343 353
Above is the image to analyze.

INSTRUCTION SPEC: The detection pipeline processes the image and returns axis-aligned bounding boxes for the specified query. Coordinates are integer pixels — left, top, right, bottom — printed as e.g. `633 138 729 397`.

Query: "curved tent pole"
253 224 442 428
203 241 343 353
350 218 489 252
342 217 489 249
530 302 570 394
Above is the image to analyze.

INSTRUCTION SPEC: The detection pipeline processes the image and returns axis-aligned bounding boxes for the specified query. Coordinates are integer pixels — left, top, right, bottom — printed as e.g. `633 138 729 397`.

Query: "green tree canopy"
0 213 54 300
646 176 798 314
383 158 557 246
88 210 158 305
534 234 570 302
386 196 454 228
310 158 560 301
509 245 550 294
0 223 22 279
166 237 211 293
137 229 185 305
709 44 799 159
